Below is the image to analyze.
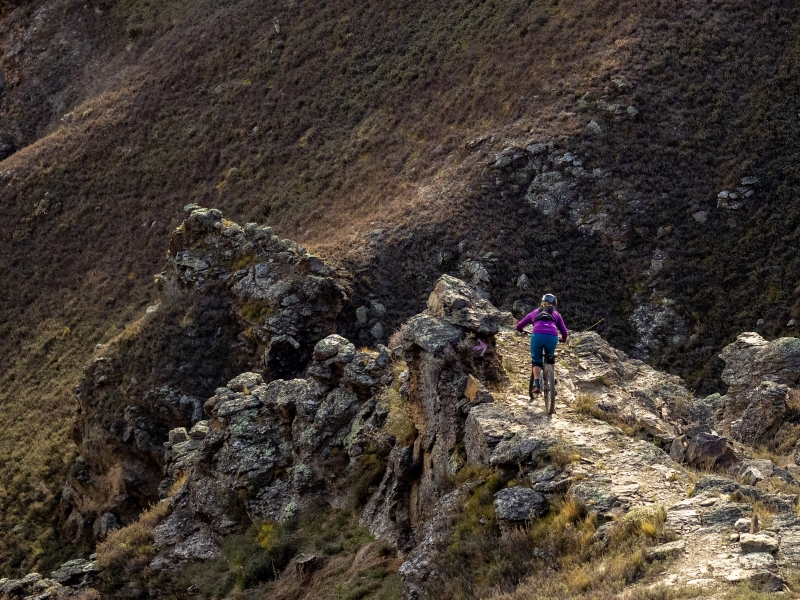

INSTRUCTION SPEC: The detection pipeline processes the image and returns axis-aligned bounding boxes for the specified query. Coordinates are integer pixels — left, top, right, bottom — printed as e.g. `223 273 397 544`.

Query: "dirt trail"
493 330 800 596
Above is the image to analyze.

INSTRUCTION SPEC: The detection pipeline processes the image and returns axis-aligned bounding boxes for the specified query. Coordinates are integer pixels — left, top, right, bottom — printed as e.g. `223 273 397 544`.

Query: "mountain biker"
515 293 568 396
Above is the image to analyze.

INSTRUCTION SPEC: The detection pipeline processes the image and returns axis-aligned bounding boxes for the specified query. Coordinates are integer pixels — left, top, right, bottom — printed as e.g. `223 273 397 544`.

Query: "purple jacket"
515 308 569 340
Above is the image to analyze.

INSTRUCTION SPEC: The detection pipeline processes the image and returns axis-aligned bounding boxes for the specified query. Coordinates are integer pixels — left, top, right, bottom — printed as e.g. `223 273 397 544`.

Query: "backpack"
532 306 555 324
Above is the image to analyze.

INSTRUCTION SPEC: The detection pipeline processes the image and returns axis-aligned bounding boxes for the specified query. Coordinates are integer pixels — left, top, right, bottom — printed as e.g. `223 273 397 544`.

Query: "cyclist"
515 293 569 396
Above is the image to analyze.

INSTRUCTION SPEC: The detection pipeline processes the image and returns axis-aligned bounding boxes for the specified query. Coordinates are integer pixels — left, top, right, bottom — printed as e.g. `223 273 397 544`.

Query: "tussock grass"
96 501 171 590
423 464 674 600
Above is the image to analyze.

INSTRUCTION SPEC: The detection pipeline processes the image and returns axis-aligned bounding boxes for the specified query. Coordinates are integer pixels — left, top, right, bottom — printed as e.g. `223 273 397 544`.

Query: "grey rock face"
154 338 394 568
50 558 100 585
63 208 346 543
493 487 547 521
716 333 800 444
425 274 512 335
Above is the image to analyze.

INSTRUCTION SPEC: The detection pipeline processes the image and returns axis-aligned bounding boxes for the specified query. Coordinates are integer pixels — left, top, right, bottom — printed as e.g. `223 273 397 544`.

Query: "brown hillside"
1 0 800 575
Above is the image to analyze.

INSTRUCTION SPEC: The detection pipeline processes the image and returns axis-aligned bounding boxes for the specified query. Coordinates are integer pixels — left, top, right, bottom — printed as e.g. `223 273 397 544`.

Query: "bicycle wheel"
528 371 535 401
544 363 556 414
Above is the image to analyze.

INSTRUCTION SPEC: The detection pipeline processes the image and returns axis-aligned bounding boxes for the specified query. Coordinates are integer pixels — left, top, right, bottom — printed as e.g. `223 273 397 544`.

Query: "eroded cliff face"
61 207 346 543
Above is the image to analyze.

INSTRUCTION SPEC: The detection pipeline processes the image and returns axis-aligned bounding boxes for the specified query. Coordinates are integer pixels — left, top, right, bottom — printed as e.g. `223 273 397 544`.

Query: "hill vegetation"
1 0 800 577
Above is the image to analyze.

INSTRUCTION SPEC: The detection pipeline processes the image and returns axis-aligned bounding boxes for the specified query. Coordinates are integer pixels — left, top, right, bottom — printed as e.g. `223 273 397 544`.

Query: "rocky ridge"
60 206 346 544
30 212 800 598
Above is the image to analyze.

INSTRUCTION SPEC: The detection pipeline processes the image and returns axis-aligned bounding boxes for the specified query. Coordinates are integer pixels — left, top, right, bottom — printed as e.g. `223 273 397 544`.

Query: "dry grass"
489 503 671 600
96 501 171 573
575 393 637 436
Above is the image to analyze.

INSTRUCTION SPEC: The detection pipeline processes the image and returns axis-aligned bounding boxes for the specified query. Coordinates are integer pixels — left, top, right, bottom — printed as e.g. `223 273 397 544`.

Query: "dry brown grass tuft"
96 501 171 573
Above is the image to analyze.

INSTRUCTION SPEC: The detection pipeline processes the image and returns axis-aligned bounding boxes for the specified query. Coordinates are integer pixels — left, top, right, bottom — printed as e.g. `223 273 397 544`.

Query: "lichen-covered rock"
493 487 547 521
63 208 346 543
426 274 513 334
152 336 393 568
716 333 800 443
50 558 100 585
569 482 617 514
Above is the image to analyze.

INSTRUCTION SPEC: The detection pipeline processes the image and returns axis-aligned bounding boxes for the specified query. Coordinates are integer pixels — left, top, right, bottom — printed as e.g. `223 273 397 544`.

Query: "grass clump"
377 378 416 446
96 502 171 592
548 443 581 468
575 393 638 436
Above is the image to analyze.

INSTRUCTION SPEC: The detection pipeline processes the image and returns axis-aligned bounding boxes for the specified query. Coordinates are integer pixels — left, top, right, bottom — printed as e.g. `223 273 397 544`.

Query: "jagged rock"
152 333 394 568
401 314 463 354
494 487 547 521
399 483 481 600
740 533 780 554
730 381 788 445
490 430 550 466
464 404 522 466
50 558 100 585
379 276 506 531
91 512 118 540
360 445 416 550
716 333 800 443
426 274 512 334
684 433 736 469
63 208 346 542
0 572 62 599
669 436 686 463
647 540 685 560
740 466 766 486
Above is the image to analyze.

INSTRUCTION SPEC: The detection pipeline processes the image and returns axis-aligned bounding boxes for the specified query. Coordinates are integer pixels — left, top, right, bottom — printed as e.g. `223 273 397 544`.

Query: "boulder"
740 533 779 554
728 382 788 444
569 482 617 514
646 540 685 561
529 465 557 483
717 333 800 443
684 433 736 469
740 466 766 486
494 487 548 521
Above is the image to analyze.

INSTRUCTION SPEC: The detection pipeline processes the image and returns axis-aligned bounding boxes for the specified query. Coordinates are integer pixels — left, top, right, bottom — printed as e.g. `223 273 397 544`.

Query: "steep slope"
3 0 800 577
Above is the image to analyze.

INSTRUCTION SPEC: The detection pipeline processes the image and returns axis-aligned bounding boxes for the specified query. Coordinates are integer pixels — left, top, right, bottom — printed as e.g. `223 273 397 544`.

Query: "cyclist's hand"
560 337 566 344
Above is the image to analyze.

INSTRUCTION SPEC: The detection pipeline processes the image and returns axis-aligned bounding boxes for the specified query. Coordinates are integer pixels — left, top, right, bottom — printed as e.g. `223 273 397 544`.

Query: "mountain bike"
523 329 557 415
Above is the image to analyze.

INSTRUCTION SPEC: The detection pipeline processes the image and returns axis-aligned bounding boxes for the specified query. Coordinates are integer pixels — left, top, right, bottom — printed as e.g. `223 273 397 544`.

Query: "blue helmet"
541 293 557 306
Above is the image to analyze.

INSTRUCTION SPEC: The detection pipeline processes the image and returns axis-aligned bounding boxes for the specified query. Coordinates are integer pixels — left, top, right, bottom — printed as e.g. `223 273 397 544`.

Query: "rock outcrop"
61 207 346 543
151 337 393 568
715 332 800 444
362 275 511 547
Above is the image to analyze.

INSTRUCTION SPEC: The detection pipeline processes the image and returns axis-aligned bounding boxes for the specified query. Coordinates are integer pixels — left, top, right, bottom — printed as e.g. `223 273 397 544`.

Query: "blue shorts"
530 334 558 366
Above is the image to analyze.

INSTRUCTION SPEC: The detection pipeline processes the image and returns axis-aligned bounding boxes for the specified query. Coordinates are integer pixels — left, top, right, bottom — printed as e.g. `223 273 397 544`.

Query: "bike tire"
545 363 556 414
